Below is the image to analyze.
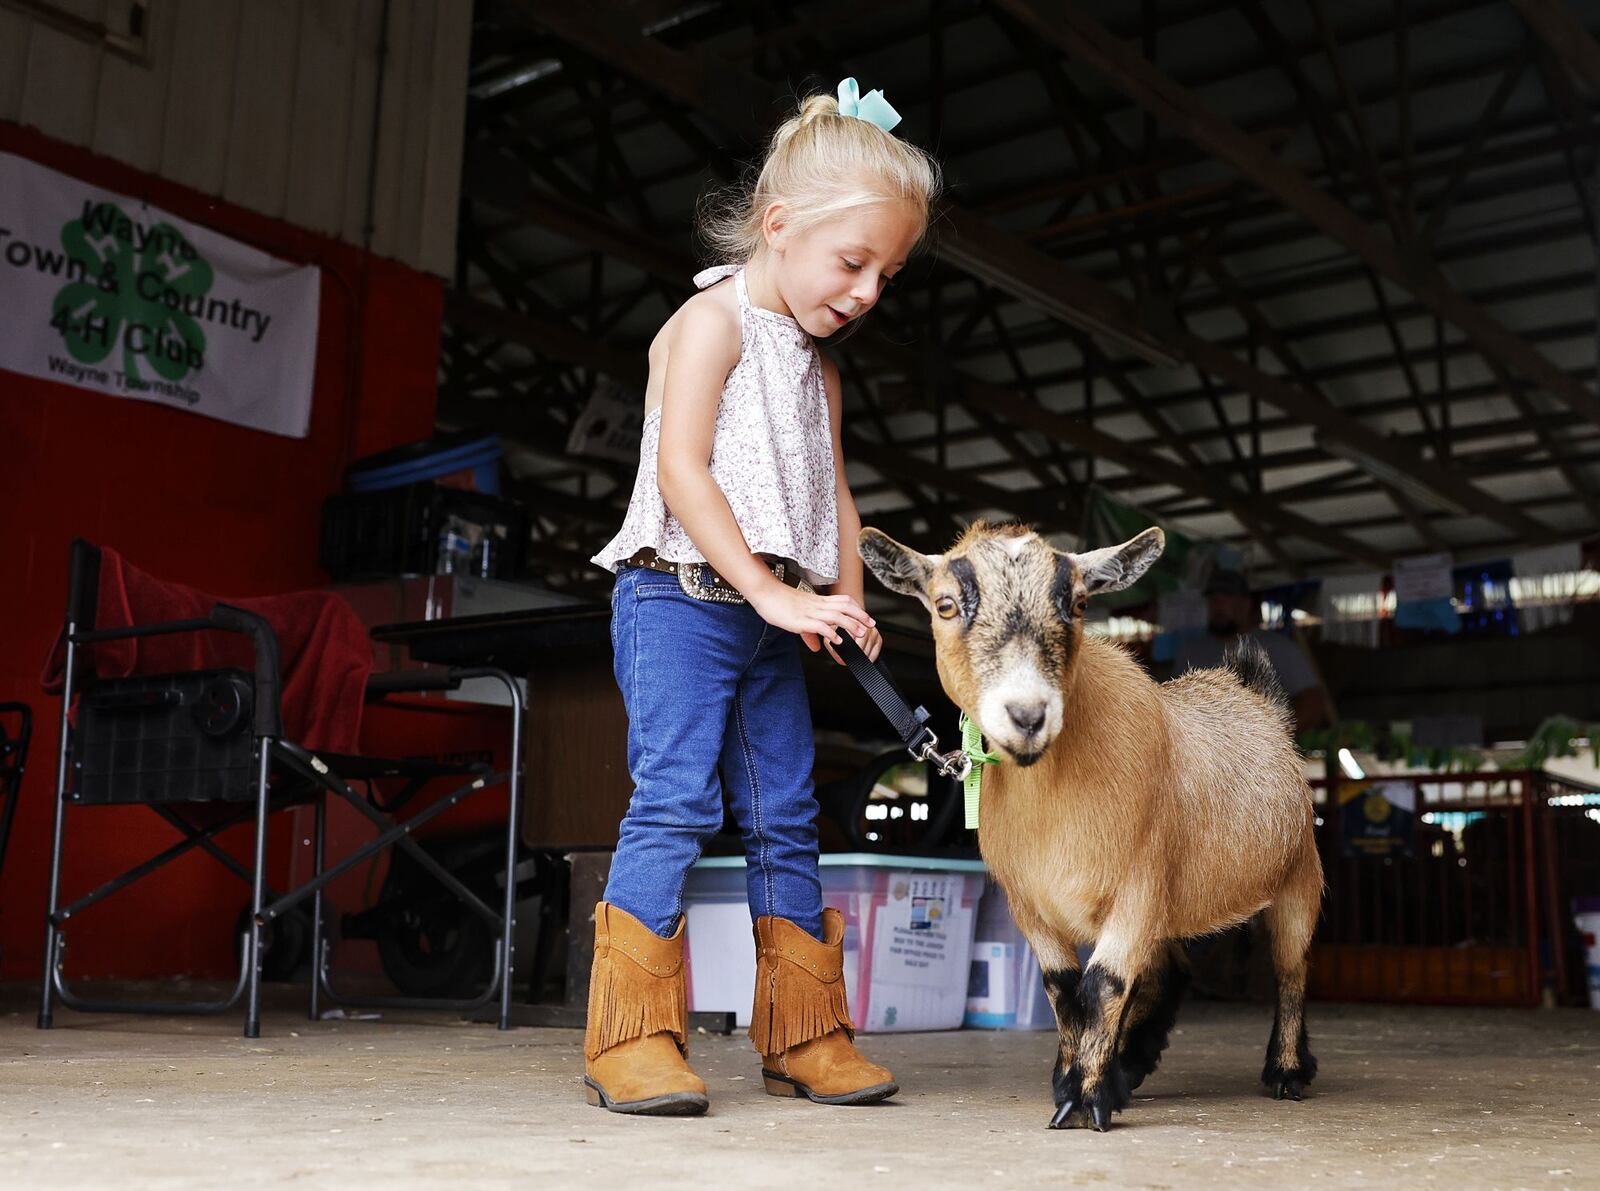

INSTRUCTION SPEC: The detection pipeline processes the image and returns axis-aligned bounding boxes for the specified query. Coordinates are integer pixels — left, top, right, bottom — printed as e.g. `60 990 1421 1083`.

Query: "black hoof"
1262 1017 1318 1099
1049 1052 1084 1129
1082 1067 1131 1132
1048 1098 1081 1129
1261 1048 1316 1100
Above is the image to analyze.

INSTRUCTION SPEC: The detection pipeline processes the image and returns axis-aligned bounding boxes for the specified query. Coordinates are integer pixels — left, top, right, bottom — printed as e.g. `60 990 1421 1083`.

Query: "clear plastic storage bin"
964 878 1055 1030
682 854 985 1032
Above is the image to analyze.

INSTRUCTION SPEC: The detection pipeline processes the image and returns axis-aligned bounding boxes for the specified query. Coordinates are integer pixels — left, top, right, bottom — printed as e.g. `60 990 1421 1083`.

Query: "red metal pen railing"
1305 770 1596 1007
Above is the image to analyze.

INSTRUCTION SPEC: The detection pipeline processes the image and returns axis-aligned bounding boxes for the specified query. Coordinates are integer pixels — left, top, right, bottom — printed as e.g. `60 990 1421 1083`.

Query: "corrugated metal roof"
444 0 1600 587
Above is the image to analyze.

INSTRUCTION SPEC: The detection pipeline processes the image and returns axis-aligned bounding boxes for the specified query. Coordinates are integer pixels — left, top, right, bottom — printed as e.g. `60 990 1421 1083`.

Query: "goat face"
859 523 1165 765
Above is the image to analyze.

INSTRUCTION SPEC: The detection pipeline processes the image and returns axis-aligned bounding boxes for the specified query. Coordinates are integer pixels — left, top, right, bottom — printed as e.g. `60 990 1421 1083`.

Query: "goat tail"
1223 638 1289 710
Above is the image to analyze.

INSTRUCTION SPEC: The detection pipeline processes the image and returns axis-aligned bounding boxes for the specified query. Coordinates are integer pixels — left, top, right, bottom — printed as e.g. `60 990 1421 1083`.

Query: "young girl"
584 80 942 1116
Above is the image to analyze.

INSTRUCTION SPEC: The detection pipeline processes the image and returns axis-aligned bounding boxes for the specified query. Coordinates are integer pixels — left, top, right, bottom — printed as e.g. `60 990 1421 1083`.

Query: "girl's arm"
821 356 883 663
657 298 874 647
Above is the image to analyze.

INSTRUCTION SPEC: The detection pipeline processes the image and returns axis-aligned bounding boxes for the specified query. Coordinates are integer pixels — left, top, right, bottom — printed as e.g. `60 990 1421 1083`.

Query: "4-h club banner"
0 151 320 438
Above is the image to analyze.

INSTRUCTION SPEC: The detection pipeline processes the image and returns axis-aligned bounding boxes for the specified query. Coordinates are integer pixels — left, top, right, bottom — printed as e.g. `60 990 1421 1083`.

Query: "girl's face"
766 200 923 338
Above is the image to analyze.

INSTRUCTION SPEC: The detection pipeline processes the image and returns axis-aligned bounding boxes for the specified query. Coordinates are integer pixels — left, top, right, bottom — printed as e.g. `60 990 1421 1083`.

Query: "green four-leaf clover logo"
50 202 214 383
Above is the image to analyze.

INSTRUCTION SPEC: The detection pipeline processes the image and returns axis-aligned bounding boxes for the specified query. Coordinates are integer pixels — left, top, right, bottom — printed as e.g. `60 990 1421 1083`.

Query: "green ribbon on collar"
959 712 1003 831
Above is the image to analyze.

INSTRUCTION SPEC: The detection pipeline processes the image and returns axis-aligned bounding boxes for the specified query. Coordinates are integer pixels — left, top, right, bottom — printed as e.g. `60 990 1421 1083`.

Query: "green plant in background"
1382 730 1484 774
1515 716 1600 770
1297 720 1376 758
1298 719 1484 773
1302 716 1596 773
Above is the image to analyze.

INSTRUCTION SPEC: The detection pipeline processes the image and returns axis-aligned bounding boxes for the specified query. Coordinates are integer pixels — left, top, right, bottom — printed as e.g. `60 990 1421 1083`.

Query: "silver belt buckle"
776 561 816 595
677 559 813 603
677 561 747 605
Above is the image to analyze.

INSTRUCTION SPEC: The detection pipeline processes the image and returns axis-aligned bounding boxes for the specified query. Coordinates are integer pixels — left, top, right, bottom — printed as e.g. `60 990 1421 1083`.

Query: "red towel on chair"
41 548 372 754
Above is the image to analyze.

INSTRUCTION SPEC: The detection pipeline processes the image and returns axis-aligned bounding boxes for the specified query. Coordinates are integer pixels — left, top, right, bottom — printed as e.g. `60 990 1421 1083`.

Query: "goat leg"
1075 963 1139 1130
1117 940 1189 1091
1040 959 1086 1129
1262 861 1320 1101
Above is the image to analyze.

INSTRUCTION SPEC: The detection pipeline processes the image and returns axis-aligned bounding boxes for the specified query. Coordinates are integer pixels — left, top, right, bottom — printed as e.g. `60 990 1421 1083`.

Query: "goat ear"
1073 527 1165 596
859 527 937 604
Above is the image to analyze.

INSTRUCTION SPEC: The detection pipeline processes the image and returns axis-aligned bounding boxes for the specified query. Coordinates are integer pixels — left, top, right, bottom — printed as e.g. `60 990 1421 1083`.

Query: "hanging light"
1337 747 1366 780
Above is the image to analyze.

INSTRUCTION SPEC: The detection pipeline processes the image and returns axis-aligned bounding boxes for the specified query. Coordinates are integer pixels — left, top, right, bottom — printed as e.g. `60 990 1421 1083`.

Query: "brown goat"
860 521 1323 1131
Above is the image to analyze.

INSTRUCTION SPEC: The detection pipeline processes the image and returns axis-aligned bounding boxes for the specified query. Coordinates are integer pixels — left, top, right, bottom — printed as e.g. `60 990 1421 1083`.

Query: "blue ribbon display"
1394 596 1462 635
837 77 901 133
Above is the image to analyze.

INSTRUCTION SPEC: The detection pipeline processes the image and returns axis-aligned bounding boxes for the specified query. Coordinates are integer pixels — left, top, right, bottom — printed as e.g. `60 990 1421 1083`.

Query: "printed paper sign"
864 874 974 1031
1393 552 1454 604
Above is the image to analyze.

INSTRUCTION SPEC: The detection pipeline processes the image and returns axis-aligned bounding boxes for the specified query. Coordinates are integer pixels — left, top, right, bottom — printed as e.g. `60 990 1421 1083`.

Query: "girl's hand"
750 585 875 649
822 624 882 667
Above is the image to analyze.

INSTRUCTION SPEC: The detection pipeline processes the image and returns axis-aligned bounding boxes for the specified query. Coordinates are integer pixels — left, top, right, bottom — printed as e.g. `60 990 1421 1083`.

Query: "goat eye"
934 596 959 620
1071 596 1087 618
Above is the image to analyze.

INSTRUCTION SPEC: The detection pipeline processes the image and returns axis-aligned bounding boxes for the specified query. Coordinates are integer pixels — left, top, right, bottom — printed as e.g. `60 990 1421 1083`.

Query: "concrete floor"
0 987 1596 1189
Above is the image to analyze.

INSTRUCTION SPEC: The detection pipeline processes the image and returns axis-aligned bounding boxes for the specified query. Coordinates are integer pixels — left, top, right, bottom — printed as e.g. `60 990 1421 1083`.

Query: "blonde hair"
699 91 942 263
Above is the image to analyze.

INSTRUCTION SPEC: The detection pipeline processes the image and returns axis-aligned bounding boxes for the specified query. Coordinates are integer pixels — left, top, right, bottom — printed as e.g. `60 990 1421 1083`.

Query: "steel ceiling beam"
996 0 1600 438
1511 0 1600 97
455 159 1387 564
447 278 1053 524
507 0 1180 366
496 0 1527 558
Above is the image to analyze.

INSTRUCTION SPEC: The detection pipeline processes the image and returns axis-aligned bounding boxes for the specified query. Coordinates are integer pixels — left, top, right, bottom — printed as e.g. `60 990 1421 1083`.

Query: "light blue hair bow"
836 77 901 133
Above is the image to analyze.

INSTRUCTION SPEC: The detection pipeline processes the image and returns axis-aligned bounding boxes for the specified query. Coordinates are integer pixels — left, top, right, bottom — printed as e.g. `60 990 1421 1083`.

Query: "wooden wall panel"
0 9 35 123
417 0 471 280
90 0 176 175
18 23 101 147
361 0 415 263
286 0 361 241
221 0 301 219
3 0 470 277
157 0 241 197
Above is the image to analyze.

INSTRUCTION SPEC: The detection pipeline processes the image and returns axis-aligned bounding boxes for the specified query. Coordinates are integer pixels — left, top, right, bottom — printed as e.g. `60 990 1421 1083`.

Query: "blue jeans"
603 566 824 939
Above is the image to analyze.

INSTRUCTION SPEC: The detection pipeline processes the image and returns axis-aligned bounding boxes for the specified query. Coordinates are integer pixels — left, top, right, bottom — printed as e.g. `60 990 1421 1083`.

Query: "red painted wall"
0 121 444 980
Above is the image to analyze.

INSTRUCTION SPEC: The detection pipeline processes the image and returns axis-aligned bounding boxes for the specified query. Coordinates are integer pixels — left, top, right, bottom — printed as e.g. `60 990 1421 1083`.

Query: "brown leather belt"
622 548 813 604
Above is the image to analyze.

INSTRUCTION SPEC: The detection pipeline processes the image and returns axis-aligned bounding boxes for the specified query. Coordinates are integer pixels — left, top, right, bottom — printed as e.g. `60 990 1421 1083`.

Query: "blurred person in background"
1173 567 1330 735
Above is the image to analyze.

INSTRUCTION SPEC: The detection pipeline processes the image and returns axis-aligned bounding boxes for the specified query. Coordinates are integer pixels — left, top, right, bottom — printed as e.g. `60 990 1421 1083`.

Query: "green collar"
958 713 1004 830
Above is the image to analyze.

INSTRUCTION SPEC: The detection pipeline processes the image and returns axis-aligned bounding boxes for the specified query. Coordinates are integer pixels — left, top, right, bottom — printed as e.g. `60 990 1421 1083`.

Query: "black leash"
832 635 970 779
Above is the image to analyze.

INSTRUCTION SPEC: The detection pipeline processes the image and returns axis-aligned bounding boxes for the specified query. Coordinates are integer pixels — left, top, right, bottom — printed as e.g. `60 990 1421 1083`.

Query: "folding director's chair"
39 539 524 1037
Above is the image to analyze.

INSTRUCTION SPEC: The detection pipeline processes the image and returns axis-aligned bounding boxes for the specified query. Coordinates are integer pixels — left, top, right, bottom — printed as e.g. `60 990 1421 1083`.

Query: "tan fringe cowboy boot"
583 902 709 1115
750 908 898 1105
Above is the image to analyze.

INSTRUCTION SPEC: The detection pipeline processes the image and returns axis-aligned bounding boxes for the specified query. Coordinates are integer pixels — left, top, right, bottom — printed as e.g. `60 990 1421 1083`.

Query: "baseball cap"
1203 568 1251 597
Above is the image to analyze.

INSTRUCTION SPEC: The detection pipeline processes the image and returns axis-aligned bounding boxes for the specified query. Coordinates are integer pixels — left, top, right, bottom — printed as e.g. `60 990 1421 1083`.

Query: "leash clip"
933 746 973 782
907 723 973 782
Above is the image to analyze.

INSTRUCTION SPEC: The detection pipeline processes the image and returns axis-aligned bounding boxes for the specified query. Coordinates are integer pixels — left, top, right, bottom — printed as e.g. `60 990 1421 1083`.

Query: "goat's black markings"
1119 947 1189 1092
1044 967 1086 1125
1083 1058 1132 1130
949 556 980 630
1073 965 1135 1129
1041 967 1083 1037
1042 968 1082 995
1051 555 1081 624
1049 1049 1083 1125
1224 638 1290 710
998 605 1051 656
1261 988 1317 1100
861 533 930 598
1079 965 1126 1005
